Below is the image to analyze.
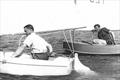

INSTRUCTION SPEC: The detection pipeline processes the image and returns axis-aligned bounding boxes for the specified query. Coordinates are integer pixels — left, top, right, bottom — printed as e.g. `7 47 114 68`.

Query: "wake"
74 53 98 76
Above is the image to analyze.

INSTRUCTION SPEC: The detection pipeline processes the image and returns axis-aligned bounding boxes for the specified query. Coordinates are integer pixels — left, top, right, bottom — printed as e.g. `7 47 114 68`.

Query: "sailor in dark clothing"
98 27 115 45
92 24 116 45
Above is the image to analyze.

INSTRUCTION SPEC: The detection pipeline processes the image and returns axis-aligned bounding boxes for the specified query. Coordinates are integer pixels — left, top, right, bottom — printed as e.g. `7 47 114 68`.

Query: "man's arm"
46 43 53 53
12 44 26 57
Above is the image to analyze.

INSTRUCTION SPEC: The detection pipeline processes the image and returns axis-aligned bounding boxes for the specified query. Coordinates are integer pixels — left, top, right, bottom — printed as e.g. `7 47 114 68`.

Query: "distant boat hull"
0 51 73 76
63 41 120 54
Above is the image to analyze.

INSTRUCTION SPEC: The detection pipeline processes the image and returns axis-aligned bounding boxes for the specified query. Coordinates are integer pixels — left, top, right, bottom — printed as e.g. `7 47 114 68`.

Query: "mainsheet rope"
62 30 73 53
69 30 75 54
62 30 75 58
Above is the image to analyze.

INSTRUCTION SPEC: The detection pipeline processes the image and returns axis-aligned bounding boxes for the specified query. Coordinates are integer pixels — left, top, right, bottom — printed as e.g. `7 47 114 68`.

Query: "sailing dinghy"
0 27 96 76
0 51 73 76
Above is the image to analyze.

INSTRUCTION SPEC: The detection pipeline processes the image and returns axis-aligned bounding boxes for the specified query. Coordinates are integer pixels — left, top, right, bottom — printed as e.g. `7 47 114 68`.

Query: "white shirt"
23 33 52 53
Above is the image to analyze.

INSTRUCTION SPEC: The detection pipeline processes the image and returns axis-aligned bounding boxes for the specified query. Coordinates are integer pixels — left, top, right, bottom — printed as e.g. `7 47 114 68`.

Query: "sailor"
92 24 115 45
12 24 53 60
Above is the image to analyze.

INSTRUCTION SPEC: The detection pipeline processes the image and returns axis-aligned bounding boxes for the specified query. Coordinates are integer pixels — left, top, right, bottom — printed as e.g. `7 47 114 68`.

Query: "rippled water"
0 71 120 80
0 54 120 80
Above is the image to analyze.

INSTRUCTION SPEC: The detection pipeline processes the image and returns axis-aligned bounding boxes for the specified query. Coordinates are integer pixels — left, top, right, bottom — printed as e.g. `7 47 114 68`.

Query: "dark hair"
24 24 34 31
94 24 100 28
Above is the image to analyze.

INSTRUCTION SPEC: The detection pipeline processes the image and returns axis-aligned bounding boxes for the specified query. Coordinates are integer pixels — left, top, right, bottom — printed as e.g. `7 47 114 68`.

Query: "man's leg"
31 53 49 60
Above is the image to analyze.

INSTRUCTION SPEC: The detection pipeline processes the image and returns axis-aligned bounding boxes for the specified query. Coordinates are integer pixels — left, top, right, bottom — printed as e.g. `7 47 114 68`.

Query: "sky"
0 0 120 35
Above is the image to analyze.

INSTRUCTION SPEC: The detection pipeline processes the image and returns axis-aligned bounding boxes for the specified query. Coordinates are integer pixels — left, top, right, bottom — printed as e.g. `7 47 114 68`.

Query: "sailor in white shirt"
12 24 53 60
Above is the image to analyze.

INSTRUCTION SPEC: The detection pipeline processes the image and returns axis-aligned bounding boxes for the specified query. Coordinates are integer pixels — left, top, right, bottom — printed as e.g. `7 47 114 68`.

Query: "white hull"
0 51 73 76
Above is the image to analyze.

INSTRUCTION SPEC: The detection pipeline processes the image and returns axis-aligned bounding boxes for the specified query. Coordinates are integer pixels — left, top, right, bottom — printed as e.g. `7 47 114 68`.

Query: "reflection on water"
0 71 120 80
0 54 120 80
78 54 120 75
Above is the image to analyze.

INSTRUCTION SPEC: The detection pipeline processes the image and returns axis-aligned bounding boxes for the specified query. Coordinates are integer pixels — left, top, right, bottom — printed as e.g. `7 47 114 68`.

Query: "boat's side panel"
0 61 72 76
63 42 120 54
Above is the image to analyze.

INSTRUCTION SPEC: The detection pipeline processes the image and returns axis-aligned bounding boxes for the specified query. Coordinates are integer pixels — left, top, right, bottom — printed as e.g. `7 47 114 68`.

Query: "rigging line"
62 30 73 53
69 30 75 54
